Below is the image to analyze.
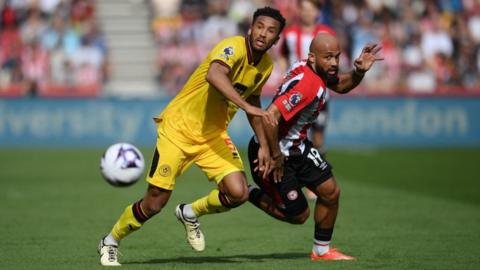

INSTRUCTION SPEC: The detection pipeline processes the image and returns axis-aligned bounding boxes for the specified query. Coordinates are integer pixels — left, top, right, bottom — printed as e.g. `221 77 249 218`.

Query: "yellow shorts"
146 126 244 190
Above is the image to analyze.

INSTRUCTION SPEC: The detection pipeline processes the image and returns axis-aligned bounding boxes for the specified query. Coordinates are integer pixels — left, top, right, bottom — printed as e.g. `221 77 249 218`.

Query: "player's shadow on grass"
126 252 307 264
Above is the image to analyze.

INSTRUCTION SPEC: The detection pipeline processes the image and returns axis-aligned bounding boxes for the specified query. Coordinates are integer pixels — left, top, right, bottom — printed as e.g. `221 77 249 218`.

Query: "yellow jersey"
158 36 273 143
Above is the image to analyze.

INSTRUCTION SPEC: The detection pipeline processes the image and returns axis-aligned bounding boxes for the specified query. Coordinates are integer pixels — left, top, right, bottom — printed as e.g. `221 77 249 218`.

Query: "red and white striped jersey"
272 60 329 156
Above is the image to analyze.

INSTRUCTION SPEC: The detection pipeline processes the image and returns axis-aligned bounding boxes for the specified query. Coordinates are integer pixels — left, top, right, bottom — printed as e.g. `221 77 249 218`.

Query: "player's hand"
253 146 271 179
269 152 285 183
354 43 383 74
245 105 278 126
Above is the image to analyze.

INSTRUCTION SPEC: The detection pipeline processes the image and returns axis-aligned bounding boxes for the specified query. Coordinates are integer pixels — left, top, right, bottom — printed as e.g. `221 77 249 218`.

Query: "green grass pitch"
1 148 479 269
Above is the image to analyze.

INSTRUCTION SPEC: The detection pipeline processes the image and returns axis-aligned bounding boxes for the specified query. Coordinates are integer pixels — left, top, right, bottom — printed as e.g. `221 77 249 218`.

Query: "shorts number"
307 148 328 170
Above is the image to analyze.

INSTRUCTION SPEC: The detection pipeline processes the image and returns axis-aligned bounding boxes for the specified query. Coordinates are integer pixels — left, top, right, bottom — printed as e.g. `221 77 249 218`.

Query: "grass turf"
0 148 479 270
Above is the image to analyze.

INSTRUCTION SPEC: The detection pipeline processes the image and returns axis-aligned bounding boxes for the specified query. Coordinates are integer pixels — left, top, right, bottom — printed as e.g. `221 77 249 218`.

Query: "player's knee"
219 172 249 207
142 185 171 216
287 208 310 224
141 199 164 216
320 186 340 206
223 188 249 207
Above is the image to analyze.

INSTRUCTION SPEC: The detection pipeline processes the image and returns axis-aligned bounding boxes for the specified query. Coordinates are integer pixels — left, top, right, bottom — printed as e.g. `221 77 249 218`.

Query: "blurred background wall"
0 0 479 147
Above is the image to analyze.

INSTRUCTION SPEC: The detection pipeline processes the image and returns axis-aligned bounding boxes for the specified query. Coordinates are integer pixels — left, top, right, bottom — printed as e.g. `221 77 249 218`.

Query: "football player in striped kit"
248 33 382 260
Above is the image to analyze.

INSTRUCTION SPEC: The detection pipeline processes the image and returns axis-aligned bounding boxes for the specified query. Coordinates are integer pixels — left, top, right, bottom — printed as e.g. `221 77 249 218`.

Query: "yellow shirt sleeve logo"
220 46 234 61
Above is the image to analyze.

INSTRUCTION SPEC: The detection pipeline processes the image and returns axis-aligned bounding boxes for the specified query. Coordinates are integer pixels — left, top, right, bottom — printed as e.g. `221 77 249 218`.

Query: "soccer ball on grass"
100 143 145 187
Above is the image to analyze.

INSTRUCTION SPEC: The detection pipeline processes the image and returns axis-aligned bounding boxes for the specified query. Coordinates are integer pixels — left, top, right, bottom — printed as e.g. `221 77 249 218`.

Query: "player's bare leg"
310 177 354 260
99 185 171 266
138 184 173 218
218 171 250 206
177 171 249 251
312 177 339 231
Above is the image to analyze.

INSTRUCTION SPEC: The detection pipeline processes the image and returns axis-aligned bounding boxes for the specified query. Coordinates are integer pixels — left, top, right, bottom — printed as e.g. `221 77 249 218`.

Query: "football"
100 143 145 187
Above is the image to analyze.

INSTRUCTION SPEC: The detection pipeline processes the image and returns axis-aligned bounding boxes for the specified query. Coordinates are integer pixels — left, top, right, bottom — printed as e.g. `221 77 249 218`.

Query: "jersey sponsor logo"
289 92 302 106
287 190 298 200
159 164 171 177
220 46 234 60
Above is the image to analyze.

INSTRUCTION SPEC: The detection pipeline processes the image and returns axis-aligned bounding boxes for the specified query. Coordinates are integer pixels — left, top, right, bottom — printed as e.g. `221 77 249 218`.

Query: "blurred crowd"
1 0 478 97
0 0 108 96
150 0 480 96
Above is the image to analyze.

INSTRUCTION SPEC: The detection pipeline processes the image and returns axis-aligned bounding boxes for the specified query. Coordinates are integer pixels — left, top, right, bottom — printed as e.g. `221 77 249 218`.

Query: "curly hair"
252 6 286 34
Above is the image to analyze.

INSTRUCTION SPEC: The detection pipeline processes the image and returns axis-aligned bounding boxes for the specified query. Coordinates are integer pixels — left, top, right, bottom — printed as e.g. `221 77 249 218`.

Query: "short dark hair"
252 6 286 34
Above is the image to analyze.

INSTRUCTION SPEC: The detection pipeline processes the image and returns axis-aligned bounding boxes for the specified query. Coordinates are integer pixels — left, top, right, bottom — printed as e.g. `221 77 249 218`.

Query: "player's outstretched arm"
329 43 383 94
206 62 277 126
246 95 271 179
263 103 285 182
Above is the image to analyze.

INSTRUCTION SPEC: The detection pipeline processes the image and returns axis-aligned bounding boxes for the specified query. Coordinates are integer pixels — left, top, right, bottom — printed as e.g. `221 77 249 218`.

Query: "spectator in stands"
48 39 73 85
41 13 80 56
151 0 181 19
21 38 49 95
0 0 108 96
39 0 62 15
363 21 401 93
70 0 95 25
20 6 47 45
420 13 453 66
85 20 109 81
70 35 103 86
154 0 207 93
200 0 238 50
1 1 22 86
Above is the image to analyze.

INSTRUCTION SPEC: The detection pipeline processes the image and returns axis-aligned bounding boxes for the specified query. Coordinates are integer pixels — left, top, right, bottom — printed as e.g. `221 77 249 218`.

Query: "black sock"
314 227 334 242
132 199 151 223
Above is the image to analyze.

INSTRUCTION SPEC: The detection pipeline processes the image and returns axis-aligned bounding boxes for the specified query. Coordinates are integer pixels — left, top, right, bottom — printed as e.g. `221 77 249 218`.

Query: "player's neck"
301 23 315 33
308 62 317 74
247 36 264 64
251 50 264 64
308 62 326 80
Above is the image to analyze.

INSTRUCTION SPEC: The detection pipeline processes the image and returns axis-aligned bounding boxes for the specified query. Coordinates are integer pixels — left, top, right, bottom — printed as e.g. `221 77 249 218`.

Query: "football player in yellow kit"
98 7 286 266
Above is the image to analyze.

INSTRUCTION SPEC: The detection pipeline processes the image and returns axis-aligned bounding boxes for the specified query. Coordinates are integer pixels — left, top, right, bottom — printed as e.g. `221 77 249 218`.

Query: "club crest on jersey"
287 190 298 200
220 46 234 60
159 164 171 177
289 92 302 107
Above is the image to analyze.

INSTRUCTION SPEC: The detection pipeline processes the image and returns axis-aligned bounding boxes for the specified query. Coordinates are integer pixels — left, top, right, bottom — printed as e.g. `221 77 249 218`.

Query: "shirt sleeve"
273 77 317 121
208 37 245 71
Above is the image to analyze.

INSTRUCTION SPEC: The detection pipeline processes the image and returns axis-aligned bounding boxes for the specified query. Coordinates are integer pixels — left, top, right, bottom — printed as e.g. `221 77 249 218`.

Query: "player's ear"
247 28 251 35
307 52 315 63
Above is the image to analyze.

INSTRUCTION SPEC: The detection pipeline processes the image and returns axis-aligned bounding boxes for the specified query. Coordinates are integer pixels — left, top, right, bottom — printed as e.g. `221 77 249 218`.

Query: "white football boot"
98 238 121 266
175 204 205 251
